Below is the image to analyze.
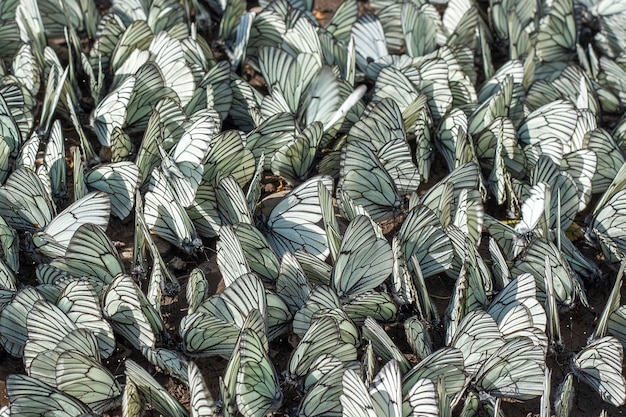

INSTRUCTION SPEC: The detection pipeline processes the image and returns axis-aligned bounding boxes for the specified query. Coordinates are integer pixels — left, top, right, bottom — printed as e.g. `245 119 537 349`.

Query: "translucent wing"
0 167 55 232
32 192 111 259
44 120 67 202
535 0 576 62
122 379 143 417
103 274 158 350
7 374 99 417
0 216 19 274
216 225 252 287
332 215 393 298
340 368 378 417
398 205 454 278
288 314 358 380
338 140 402 222
149 32 195 107
233 223 280 284
55 279 116 359
125 358 189 417
144 168 203 254
188 360 216 417
160 111 219 207
91 75 135 146
55 350 122 413
236 328 283 417
404 377 439 417
261 175 333 260
85 162 140 219
292 285 341 338
511 238 579 308
474 337 546 400
271 121 323 186
363 317 412 373
402 348 466 401
487 273 547 345
49 223 124 297
0 287 44 357
449 310 505 375
572 336 626 407
202 129 255 187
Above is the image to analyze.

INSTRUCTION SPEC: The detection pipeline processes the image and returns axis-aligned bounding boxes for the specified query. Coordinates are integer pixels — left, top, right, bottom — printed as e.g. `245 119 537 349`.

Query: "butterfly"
257 175 333 260
341 360 438 417
571 336 626 407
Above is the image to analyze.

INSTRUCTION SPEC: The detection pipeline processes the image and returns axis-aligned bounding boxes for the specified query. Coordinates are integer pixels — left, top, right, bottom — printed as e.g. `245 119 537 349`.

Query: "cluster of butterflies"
0 0 626 415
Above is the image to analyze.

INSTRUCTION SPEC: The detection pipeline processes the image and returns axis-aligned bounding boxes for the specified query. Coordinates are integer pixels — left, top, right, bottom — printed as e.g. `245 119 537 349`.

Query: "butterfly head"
182 237 204 255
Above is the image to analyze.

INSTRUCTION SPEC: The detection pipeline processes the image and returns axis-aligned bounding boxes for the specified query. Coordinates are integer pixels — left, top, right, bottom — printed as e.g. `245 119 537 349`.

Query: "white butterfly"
571 336 626 407
341 360 438 417
258 175 333 260
144 168 203 254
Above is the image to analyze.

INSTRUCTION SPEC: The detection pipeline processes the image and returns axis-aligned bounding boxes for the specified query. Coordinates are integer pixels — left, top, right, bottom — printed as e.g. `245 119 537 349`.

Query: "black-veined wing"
340 366 390 417
402 347 466 401
233 223 281 284
487 273 547 345
351 14 391 78
349 98 421 194
0 215 19 274
449 310 505 375
338 140 402 222
216 224 253 287
588 189 626 262
22 299 86 370
0 166 55 232
103 274 160 350
181 273 267 358
0 287 44 357
287 313 358 381
517 99 577 165
85 162 140 220
473 336 546 400
31 192 111 259
125 358 189 417
535 0 577 63
236 327 283 417
298 356 356 417
26 327 99 387
7 374 100 417
363 317 411 373
55 350 122 413
571 336 626 407
511 238 581 308
91 75 134 147
401 2 441 58
331 215 393 299
202 129 256 188
43 120 68 202
149 31 195 107
397 205 453 279
291 272 339 329
271 121 323 186
49 223 124 297
404 316 433 361
124 62 179 135
188 360 216 417
141 345 188 383
55 279 116 359
144 168 203 254
585 127 625 194
259 175 333 260
245 112 297 170
160 110 220 207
